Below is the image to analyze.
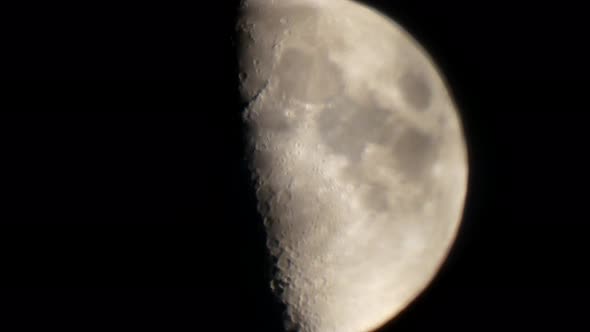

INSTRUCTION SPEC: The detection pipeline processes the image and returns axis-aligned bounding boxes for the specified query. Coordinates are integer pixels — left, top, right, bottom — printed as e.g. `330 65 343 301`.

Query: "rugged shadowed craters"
248 3 321 43
237 3 321 102
249 148 274 179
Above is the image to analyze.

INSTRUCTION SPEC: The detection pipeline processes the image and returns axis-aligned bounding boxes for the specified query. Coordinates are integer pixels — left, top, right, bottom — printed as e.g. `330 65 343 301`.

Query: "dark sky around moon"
1 1 588 331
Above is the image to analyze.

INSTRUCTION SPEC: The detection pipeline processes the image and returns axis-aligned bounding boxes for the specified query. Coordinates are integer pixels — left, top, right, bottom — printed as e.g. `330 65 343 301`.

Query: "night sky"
1 1 588 331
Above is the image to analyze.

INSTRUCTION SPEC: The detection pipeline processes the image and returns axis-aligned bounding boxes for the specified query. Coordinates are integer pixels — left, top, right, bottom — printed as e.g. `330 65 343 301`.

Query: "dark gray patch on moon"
398 70 432 110
317 101 364 162
394 127 437 180
317 96 393 162
275 47 344 103
349 104 394 145
364 182 391 212
275 48 314 100
306 51 345 102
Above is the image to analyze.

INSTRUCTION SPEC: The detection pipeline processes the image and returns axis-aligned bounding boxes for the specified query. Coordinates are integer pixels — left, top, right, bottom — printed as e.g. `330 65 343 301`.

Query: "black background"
1 1 588 331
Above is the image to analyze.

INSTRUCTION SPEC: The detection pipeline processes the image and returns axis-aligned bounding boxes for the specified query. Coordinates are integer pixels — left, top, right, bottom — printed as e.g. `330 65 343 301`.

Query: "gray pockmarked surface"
237 1 468 331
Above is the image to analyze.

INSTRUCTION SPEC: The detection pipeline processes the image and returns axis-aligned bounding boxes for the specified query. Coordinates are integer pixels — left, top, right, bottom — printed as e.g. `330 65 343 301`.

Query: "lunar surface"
237 0 468 331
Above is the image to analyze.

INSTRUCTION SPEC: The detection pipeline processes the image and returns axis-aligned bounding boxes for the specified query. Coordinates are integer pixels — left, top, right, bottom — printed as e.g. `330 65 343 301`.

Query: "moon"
236 0 468 331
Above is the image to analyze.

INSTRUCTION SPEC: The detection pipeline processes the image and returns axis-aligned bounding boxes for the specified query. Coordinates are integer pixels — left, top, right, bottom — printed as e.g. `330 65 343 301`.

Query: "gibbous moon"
237 0 468 331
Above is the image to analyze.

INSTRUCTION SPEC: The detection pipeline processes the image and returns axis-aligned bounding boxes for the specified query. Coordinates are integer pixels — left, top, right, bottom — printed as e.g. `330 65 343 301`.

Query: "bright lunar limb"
237 1 468 331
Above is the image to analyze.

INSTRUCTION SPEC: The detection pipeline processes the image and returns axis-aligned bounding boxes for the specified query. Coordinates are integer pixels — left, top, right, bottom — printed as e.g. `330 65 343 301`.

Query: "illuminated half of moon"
237 0 469 331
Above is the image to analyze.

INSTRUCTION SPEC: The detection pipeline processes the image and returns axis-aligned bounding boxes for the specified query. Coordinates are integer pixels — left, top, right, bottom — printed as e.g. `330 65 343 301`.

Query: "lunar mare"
237 1 468 331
